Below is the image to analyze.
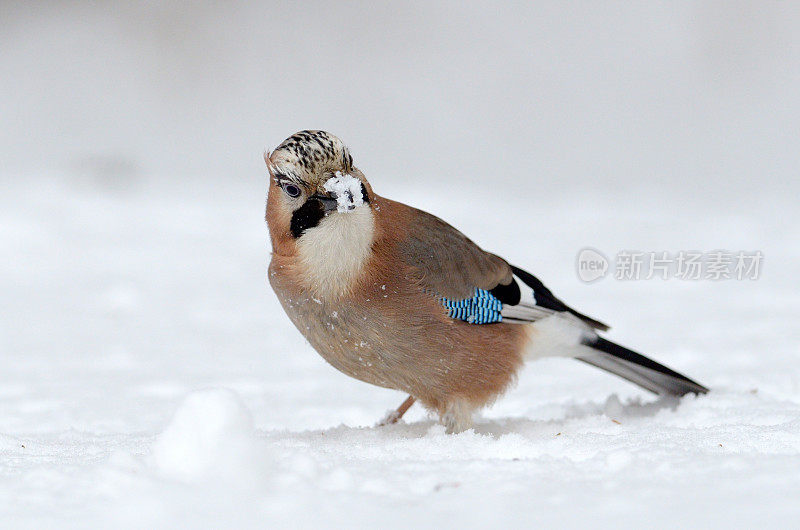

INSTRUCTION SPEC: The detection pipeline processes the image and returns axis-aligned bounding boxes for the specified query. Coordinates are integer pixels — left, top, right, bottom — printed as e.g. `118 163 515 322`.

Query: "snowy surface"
1 174 798 529
323 172 365 212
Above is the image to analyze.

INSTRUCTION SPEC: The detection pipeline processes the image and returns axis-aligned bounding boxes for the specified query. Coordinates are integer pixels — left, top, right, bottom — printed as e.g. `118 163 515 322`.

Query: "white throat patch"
296 206 374 298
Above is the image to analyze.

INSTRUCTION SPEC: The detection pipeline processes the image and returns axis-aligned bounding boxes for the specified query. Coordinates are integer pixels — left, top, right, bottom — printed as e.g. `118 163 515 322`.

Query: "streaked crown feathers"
266 130 354 185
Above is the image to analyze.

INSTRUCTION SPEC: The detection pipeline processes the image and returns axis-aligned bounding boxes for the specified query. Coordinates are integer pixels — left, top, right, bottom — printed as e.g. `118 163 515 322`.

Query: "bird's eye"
283 184 301 198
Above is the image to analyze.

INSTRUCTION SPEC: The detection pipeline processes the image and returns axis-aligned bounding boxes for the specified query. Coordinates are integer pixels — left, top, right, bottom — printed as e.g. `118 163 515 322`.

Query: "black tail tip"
582 337 709 397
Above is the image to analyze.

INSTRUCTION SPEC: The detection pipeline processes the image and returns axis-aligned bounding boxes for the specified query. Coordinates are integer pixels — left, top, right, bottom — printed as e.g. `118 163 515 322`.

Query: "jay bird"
265 130 707 433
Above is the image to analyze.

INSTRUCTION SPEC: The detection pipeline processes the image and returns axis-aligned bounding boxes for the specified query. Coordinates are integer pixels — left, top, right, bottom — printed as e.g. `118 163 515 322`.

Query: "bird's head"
265 130 374 256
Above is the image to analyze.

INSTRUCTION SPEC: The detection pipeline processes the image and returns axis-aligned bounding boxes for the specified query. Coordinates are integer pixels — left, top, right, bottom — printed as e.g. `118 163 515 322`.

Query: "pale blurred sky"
1 1 798 199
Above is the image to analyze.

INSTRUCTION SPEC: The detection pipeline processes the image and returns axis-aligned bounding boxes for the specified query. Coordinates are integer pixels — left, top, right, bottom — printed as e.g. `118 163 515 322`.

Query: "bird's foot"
377 395 415 427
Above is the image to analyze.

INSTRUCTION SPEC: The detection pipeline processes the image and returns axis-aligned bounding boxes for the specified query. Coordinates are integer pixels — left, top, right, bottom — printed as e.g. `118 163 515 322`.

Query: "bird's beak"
310 192 339 213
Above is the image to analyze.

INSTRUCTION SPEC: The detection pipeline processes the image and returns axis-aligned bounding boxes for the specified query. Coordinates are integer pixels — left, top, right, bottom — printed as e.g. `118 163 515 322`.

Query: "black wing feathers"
510 265 610 331
489 278 521 306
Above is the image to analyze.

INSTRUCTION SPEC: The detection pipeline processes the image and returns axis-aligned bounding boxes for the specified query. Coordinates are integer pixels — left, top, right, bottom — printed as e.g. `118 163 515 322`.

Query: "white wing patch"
501 303 554 323
500 274 553 323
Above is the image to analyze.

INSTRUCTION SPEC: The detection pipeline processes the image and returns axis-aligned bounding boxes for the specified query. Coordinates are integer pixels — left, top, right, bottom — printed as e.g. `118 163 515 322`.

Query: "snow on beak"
321 172 365 213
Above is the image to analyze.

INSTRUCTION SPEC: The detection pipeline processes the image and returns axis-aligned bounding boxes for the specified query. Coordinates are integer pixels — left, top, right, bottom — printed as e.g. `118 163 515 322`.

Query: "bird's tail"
576 336 708 396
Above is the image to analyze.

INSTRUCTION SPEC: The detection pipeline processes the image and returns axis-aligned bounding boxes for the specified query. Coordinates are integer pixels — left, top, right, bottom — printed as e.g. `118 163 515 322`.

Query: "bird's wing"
397 205 511 300
396 205 609 330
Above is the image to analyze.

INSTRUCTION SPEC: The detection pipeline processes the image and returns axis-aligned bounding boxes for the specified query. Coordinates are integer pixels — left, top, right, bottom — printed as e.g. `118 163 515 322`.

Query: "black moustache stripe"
290 199 325 238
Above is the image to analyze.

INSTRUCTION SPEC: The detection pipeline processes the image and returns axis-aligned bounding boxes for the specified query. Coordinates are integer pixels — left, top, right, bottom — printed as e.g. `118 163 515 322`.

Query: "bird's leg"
377 395 416 426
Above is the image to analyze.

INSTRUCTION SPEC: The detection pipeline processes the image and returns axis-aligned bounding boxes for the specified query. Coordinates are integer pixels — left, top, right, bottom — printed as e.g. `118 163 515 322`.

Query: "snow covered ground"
1 173 798 529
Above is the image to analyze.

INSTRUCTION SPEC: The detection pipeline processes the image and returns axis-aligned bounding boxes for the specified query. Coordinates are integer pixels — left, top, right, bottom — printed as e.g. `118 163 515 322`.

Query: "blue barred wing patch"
441 288 503 324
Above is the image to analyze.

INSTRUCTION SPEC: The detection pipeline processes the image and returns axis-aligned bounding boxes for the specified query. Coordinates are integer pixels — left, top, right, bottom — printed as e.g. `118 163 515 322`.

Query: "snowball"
323 172 364 212
150 388 262 481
